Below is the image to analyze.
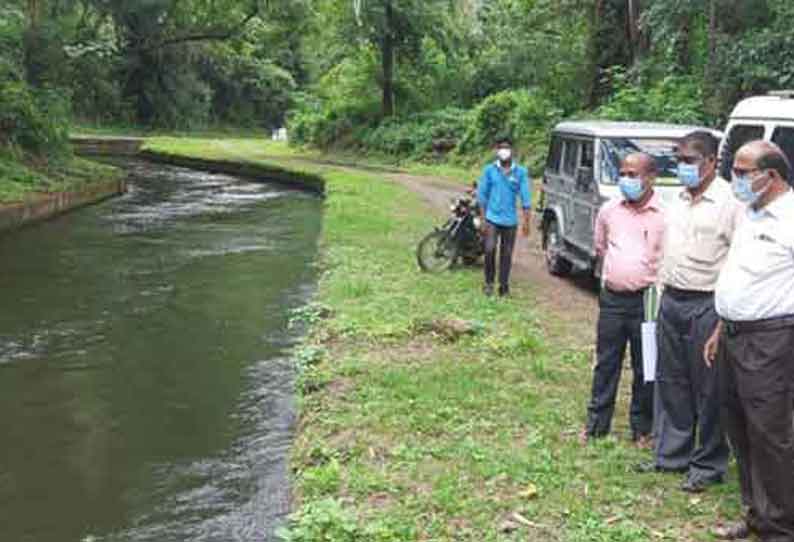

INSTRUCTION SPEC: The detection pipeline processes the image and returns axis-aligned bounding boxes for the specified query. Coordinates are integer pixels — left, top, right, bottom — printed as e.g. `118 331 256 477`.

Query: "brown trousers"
719 318 794 542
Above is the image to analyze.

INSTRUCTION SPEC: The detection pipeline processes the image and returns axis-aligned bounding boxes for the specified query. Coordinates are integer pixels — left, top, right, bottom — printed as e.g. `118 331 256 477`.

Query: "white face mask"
497 148 512 162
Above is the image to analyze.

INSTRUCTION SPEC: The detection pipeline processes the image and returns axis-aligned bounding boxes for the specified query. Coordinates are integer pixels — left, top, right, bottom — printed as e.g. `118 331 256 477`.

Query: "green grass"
139 135 480 186
143 136 742 542
0 147 120 204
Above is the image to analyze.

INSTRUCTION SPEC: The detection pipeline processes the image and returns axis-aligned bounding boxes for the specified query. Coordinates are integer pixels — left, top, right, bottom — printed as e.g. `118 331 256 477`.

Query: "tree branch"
139 6 260 52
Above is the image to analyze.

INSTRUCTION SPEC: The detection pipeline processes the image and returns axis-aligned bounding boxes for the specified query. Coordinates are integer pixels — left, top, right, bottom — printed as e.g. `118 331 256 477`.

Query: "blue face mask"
619 176 645 202
732 171 769 205
677 163 702 189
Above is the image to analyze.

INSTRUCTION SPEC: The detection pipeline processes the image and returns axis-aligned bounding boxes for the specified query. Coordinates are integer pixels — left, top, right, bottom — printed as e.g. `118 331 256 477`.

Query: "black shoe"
483 283 494 297
680 474 723 493
498 285 510 297
633 461 686 474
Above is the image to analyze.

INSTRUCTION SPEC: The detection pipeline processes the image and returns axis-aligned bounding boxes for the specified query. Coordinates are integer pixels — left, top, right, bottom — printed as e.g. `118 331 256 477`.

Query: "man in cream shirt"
636 131 742 493
705 141 794 541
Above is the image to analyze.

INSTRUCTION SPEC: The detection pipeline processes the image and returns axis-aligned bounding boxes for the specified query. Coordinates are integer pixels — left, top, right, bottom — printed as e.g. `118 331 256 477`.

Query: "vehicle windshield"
600 137 680 185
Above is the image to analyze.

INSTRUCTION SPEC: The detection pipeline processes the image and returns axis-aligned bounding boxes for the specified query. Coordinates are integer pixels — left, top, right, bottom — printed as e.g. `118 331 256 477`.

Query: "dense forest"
2 0 794 179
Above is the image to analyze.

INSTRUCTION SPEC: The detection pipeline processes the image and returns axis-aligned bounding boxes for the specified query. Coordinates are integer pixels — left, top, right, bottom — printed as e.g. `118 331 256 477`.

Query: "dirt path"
385 170 599 350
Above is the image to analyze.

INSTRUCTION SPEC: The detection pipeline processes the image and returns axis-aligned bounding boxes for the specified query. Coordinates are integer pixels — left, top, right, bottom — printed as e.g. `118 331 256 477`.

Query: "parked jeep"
537 121 722 277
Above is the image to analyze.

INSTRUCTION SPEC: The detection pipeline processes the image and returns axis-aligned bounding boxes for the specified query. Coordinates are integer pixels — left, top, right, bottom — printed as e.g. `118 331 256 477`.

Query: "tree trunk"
381 0 395 118
586 0 605 107
707 0 717 75
626 0 643 67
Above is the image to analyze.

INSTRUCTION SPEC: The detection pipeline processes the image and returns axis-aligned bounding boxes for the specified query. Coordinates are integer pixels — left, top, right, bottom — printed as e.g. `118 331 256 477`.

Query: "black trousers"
654 289 729 479
719 318 794 542
484 221 517 290
586 288 654 438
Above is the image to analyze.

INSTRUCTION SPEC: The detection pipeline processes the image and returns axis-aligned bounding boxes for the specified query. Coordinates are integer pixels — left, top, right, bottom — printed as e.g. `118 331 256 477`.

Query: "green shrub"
360 108 472 159
594 67 707 126
456 89 563 172
0 80 71 158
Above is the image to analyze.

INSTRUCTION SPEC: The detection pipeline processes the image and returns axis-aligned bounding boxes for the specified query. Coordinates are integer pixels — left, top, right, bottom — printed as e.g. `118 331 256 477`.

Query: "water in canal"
0 160 323 542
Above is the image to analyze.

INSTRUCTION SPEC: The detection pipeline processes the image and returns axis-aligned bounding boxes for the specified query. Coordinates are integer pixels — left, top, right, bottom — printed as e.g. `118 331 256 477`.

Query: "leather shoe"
711 521 751 540
632 461 685 474
680 474 723 493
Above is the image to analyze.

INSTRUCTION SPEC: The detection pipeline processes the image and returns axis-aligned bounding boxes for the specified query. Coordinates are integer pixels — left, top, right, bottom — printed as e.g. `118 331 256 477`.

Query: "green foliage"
0 81 72 157
360 108 473 158
456 89 564 171
277 498 410 542
594 68 707 125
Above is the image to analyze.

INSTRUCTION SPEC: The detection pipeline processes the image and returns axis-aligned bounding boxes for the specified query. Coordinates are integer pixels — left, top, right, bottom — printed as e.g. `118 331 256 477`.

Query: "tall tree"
348 0 455 117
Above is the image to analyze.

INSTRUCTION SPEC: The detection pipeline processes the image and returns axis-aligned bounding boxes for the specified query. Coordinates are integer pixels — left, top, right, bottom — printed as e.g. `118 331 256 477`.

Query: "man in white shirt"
705 141 794 541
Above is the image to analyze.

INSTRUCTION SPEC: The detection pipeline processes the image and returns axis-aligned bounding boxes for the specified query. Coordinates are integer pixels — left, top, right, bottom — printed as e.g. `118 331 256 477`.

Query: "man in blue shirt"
477 135 532 297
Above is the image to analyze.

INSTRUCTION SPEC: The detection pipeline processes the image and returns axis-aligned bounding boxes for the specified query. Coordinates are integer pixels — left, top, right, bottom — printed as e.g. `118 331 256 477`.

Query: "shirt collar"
678 175 726 204
494 161 517 174
756 188 794 219
622 190 661 212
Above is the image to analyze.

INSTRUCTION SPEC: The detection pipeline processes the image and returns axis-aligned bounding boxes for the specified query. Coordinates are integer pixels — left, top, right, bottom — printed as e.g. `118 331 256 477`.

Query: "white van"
719 91 794 179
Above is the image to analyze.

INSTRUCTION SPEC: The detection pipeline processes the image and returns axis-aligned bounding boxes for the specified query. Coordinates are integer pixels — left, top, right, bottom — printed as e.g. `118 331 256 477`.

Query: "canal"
0 160 323 541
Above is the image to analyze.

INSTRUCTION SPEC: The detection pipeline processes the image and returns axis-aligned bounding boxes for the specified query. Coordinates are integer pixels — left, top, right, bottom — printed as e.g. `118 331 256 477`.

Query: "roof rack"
767 90 794 99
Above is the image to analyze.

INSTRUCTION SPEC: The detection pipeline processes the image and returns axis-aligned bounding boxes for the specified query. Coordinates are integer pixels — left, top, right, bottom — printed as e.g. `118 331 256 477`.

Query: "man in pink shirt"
582 153 665 447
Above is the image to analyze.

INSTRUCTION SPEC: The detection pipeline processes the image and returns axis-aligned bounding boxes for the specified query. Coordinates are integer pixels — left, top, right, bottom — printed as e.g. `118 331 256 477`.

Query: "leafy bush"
594 68 707 125
456 89 563 171
360 108 473 159
0 80 71 158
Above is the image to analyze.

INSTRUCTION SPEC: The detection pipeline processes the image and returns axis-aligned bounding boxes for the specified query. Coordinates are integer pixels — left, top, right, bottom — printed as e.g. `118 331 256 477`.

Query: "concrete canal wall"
0 177 126 234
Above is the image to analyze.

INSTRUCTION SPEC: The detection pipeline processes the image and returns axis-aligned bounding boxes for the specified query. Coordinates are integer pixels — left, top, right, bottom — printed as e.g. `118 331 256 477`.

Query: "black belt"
664 286 713 300
604 287 644 298
724 315 794 335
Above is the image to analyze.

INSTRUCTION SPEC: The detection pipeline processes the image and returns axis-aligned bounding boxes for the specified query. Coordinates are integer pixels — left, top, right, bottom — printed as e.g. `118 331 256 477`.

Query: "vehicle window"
771 127 794 176
719 124 765 179
580 141 594 168
600 138 679 184
562 139 579 177
546 136 563 173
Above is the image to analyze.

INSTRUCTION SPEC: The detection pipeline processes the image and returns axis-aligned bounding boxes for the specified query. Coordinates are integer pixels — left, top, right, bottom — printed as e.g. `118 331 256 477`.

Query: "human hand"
704 324 721 368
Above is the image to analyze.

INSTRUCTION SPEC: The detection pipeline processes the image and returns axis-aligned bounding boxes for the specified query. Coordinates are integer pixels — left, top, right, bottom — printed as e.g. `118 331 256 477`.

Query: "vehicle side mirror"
576 166 595 192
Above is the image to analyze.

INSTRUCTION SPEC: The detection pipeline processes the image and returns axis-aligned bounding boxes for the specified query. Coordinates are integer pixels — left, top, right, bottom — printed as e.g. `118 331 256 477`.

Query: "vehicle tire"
543 218 573 276
417 230 459 272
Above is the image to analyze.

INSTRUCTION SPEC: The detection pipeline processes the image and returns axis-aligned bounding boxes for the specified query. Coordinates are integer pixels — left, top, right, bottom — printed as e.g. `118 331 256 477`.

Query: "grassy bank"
144 137 741 542
0 148 120 204
92 133 478 185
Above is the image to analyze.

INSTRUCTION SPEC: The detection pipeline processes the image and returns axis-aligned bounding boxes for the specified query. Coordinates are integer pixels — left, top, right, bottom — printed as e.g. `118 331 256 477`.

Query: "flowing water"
0 160 323 542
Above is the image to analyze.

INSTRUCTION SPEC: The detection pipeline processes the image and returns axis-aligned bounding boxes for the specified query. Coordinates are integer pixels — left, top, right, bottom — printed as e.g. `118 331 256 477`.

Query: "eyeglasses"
619 171 642 179
731 167 761 177
675 154 704 165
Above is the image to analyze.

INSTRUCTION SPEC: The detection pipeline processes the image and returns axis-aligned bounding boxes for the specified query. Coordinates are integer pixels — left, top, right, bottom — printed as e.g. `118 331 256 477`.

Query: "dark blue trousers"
586 288 654 438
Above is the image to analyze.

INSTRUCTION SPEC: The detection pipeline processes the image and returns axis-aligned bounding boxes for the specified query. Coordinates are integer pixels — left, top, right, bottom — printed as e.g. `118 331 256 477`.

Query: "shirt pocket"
688 222 724 265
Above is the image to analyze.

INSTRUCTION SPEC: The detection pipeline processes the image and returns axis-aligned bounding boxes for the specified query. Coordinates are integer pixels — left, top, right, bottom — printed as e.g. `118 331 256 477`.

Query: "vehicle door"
567 138 597 253
557 137 580 245
542 134 565 224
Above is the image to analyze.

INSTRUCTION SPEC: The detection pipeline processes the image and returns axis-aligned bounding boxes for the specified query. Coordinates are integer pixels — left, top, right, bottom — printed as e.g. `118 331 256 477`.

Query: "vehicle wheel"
417 230 458 272
543 218 572 276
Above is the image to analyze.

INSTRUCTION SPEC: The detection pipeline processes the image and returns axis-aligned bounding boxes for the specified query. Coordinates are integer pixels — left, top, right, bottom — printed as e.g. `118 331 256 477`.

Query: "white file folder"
642 286 660 383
